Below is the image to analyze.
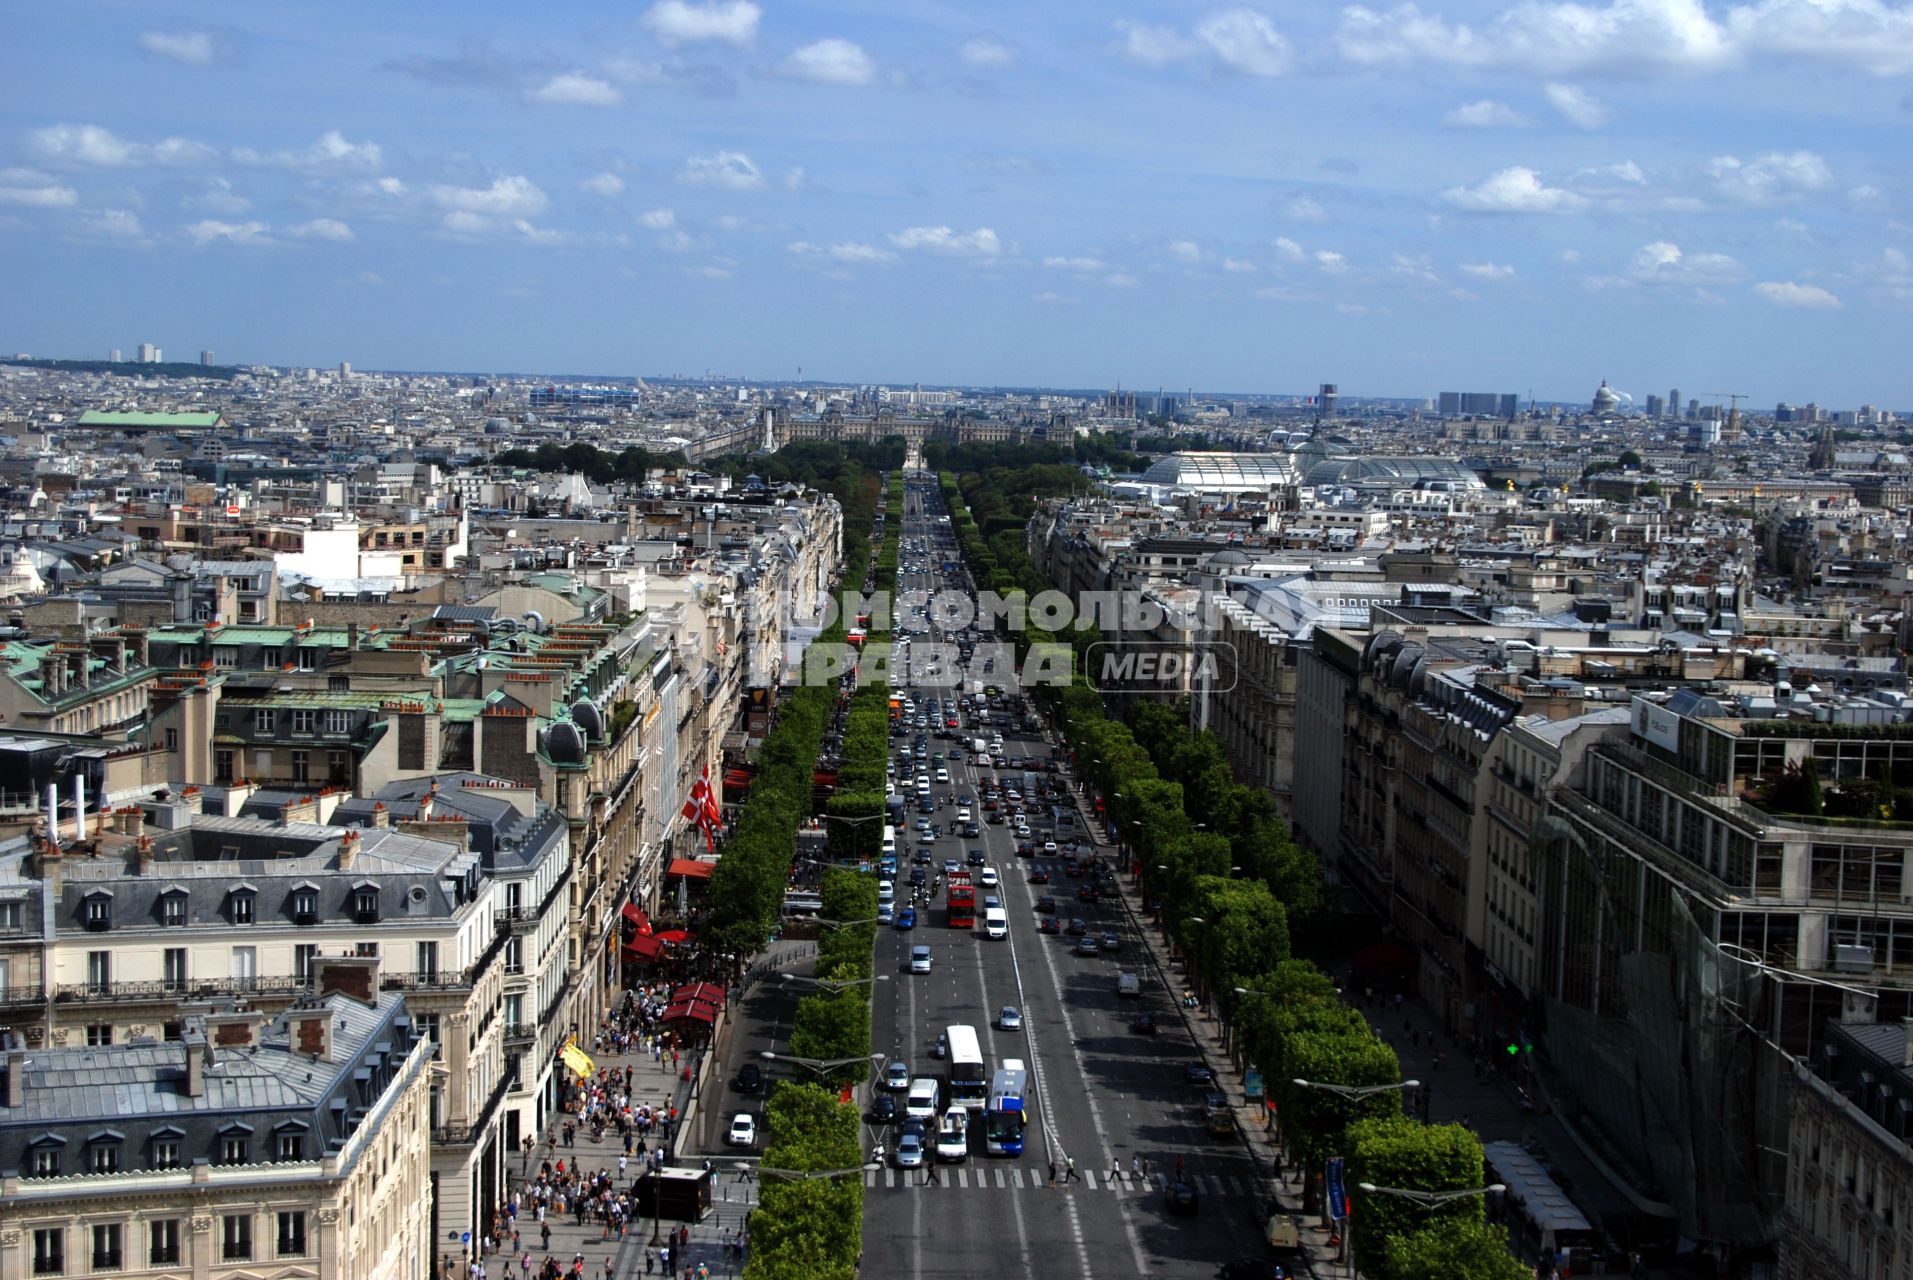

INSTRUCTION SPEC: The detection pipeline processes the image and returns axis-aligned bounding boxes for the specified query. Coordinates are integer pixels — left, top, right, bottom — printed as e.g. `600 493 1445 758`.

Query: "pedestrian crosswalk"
863 1167 1256 1197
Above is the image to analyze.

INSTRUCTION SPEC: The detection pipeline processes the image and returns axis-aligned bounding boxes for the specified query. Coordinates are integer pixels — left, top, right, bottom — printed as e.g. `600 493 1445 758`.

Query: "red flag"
682 772 710 823
701 767 722 827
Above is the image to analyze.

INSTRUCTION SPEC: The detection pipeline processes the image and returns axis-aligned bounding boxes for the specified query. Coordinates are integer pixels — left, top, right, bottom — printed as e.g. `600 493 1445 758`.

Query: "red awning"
723 768 753 788
621 903 649 928
666 858 716 880
622 935 665 960
1352 942 1418 973
672 981 725 1009
660 1000 716 1024
653 929 693 944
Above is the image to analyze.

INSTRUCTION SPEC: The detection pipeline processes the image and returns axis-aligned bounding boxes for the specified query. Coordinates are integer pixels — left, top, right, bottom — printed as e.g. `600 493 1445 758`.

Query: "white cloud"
1033 291 1077 305
1445 99 1526 127
138 30 219 66
642 0 762 47
1195 9 1292 75
1116 21 1199 65
582 173 626 196
638 208 677 229
32 123 162 167
1546 83 1610 128
678 152 764 190
1315 249 1349 272
1274 237 1306 261
1728 0 1913 75
1168 239 1203 263
527 72 624 106
288 218 354 241
793 240 897 263
1754 279 1841 307
1443 166 1587 213
1223 257 1258 272
373 177 406 197
190 177 251 214
1850 183 1886 208
81 208 145 239
1628 239 1742 282
1104 272 1140 287
0 169 77 208
1460 260 1517 279
784 38 876 85
429 176 549 218
889 225 1003 257
232 130 382 171
442 210 489 234
1044 256 1108 271
185 219 270 245
959 34 1018 67
1575 160 1648 185
1284 196 1327 223
514 220 570 246
1708 150 1830 202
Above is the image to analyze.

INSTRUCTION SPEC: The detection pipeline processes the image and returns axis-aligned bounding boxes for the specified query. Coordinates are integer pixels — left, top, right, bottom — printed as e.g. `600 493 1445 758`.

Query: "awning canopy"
621 903 649 928
659 1000 716 1024
672 981 725 1010
666 858 716 880
653 929 693 944
622 935 665 960
1351 942 1418 973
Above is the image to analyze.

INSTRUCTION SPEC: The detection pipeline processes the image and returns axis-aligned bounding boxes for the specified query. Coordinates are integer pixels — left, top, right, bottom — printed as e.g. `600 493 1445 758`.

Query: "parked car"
883 1061 912 1092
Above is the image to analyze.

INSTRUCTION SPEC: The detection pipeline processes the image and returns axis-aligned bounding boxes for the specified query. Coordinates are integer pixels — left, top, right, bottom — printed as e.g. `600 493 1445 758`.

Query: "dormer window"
253 708 274 733
229 889 255 926
352 886 379 923
160 890 188 927
290 887 318 923
83 893 112 932
88 1131 124 1173
217 1123 252 1166
28 1135 65 1177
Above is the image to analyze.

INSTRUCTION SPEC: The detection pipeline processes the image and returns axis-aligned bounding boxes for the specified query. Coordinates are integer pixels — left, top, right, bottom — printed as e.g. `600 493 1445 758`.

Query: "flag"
681 772 709 823
561 1042 596 1079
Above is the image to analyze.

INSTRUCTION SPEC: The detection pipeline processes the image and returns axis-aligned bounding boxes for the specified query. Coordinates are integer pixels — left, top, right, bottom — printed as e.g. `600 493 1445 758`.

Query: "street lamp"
1291 1077 1421 1100
760 1050 886 1078
815 916 881 931
1357 1181 1505 1206
780 973 890 994
758 1163 884 1182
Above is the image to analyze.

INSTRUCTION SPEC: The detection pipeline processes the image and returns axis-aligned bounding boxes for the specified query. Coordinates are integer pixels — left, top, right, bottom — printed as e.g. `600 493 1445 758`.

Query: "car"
979 867 999 888
967 848 987 867
942 859 960 875
1062 861 1083 878
998 1005 1022 1031
900 1115 929 1142
909 868 927 887
883 1060 912 1092
877 903 895 925
733 1063 762 1094
894 907 917 930
1034 895 1057 914
1183 1063 1215 1087
1042 841 1059 855
909 946 933 974
1065 917 1088 936
867 1093 899 1124
913 849 932 865
1166 1180 1199 1216
894 1133 926 1168
1100 932 1121 952
1037 917 1061 935
1028 868 1051 884
727 1113 757 1148
983 895 1001 910
1131 1012 1158 1035
1204 1089 1230 1114
932 1031 947 1059
1074 936 1100 956
1077 886 1100 903
961 822 980 838
1217 1261 1289 1280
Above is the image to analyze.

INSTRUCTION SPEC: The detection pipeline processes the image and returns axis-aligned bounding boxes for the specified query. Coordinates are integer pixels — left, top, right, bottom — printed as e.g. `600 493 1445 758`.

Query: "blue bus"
983 1059 1029 1156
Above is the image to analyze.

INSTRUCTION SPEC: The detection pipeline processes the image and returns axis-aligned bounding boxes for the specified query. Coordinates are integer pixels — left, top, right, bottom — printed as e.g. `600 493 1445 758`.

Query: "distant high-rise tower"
108 348 122 363
137 342 158 363
1686 398 1699 420
1318 383 1338 418
1645 394 1664 419
1668 388 1679 420
200 350 215 367
339 361 351 379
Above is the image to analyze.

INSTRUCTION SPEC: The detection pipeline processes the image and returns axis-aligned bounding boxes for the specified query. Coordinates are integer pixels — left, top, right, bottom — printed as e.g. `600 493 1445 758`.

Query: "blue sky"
2 1 1910 405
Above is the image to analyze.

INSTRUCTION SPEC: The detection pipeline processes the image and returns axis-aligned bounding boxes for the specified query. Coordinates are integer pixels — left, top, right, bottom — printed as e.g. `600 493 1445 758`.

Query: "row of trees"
826 474 904 862
939 465 1527 1280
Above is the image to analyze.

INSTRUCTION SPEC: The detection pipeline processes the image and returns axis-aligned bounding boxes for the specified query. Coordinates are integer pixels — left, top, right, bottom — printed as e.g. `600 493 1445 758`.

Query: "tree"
1383 1217 1530 1280
1347 1117 1489 1279
1278 1032 1407 1176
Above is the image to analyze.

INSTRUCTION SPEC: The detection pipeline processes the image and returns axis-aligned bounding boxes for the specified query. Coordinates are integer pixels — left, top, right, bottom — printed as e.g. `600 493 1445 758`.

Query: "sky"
2 1 1910 406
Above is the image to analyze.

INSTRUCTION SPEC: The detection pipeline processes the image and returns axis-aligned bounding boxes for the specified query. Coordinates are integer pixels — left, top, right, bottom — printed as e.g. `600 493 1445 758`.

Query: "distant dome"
1592 381 1620 415
571 700 605 742
544 720 586 764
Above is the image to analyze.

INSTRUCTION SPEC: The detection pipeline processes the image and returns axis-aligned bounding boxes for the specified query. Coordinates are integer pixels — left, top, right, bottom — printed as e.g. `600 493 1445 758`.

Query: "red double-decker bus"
947 870 976 929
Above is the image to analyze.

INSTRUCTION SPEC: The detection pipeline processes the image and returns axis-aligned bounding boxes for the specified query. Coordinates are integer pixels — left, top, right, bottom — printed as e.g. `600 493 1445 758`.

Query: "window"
148 1221 180 1266
292 709 316 734
164 727 178 751
90 1223 121 1271
161 893 187 927
353 888 378 921
221 1214 252 1261
220 1133 249 1165
0 899 20 931
296 648 318 672
215 749 234 783
291 750 309 784
328 675 350 692
232 946 256 984
86 950 110 993
32 1227 62 1275
86 1023 112 1047
151 1138 180 1170
163 948 187 991
329 750 351 785
292 888 318 921
231 891 255 924
276 1211 307 1257
355 940 379 958
90 1139 120 1172
253 708 274 733
326 709 352 734
276 1131 304 1161
84 896 112 930
504 937 523 974
416 1014 440 1043
213 646 238 669
416 941 439 979
294 943 319 979
31 1144 62 1176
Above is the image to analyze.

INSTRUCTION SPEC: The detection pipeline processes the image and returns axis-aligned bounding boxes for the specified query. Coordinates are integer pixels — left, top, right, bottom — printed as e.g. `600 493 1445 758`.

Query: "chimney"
289 1007 334 1062
206 1011 266 1052
134 834 155 876
182 1025 208 1098
369 801 389 829
4 1032 24 1109
312 955 379 1005
337 828 359 870
348 621 360 650
73 773 86 842
116 807 141 837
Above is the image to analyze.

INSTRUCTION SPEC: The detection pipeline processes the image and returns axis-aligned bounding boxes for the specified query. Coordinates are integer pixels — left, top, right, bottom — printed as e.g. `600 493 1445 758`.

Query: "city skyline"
2 1 1910 404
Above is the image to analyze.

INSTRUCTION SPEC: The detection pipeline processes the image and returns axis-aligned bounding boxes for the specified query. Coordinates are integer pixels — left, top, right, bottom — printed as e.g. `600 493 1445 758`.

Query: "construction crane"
1703 392 1747 413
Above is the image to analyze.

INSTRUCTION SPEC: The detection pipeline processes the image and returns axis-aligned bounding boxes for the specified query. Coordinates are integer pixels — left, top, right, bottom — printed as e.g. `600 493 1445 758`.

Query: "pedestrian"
604 1259 614 1280
645 1252 654 1277
1046 1160 1056 1188
1130 1154 1142 1182
1064 1155 1077 1183
1174 1154 1184 1180
925 1162 939 1185
1110 1158 1123 1183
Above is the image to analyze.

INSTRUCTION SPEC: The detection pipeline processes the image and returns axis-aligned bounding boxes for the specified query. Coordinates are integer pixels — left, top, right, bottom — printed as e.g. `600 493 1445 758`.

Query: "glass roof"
1138 451 1300 490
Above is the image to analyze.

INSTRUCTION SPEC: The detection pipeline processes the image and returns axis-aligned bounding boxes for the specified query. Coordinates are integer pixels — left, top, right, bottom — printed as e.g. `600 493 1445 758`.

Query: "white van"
878 882 895 906
983 906 1008 938
906 1077 942 1121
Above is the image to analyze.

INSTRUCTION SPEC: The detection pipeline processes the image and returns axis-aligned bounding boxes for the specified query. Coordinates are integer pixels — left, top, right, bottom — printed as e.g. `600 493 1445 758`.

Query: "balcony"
503 1022 537 1044
0 983 44 1008
433 1069 514 1146
55 975 304 1003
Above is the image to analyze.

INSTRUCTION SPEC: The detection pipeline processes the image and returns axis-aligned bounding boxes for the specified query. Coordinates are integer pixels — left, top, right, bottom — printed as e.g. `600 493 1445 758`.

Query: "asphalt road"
858 473 1275 1280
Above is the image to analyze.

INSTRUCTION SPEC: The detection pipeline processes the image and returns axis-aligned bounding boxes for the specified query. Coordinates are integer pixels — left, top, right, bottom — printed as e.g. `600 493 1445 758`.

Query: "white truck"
1117 972 1141 998
935 1106 970 1162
